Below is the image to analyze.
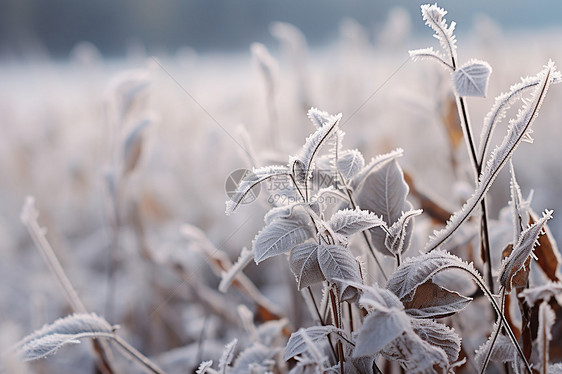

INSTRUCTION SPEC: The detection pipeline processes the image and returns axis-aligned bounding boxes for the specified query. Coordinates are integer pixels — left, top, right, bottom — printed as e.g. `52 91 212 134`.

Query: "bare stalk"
111 335 165 374
452 55 495 295
20 197 115 374
329 288 345 374
480 287 507 374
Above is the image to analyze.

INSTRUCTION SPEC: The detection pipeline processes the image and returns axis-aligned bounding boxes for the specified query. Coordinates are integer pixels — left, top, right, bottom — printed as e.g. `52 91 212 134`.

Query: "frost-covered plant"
218 3 562 373
9 3 562 374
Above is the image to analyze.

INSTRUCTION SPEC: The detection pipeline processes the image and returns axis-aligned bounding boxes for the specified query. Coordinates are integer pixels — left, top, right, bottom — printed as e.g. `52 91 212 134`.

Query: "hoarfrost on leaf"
453 59 492 97
253 215 314 264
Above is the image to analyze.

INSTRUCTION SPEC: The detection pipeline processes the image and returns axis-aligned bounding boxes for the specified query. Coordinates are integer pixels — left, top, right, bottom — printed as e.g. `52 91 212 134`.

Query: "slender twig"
307 287 325 325
452 55 495 296
194 316 209 368
450 266 532 373
111 335 165 374
307 286 337 362
372 360 384 374
329 288 344 374
481 200 494 294
480 287 507 374
21 198 115 374
347 302 354 334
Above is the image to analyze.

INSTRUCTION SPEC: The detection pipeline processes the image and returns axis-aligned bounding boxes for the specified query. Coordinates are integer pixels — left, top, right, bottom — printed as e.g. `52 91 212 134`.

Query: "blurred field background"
2 1 562 372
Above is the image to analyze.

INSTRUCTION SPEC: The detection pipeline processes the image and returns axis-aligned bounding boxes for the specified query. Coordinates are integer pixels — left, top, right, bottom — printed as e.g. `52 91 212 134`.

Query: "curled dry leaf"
403 279 472 319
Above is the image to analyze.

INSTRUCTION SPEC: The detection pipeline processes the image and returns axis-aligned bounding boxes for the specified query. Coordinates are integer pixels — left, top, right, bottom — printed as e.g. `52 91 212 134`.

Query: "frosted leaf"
328 208 384 237
549 364 562 374
382 327 449 373
384 209 422 255
538 301 555 373
231 343 277 374
356 159 409 222
307 107 339 128
14 313 114 362
317 245 362 300
293 109 342 184
196 361 217 374
219 247 254 293
411 319 461 362
219 339 238 374
226 165 290 215
350 148 403 191
425 61 556 252
253 215 314 264
284 326 342 360
289 242 324 290
509 161 529 241
420 3 457 60
404 280 472 319
499 209 553 292
520 282 562 307
409 47 453 70
337 149 365 180
353 309 410 358
356 157 413 256
453 59 492 97
338 280 403 312
385 249 479 303
264 202 303 225
310 187 347 213
477 70 561 166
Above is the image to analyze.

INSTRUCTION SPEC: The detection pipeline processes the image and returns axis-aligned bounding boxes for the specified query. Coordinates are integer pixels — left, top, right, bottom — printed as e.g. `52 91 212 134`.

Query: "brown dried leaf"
441 95 463 150
403 280 471 319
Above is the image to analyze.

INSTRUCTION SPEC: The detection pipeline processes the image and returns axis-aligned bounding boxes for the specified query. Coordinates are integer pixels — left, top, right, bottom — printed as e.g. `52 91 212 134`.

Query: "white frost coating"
420 3 457 61
409 47 453 70
328 208 384 237
14 313 114 362
336 149 365 181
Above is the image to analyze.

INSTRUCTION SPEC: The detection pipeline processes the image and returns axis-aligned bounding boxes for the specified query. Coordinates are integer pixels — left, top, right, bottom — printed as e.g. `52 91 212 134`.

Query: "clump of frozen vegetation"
4 3 562 374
